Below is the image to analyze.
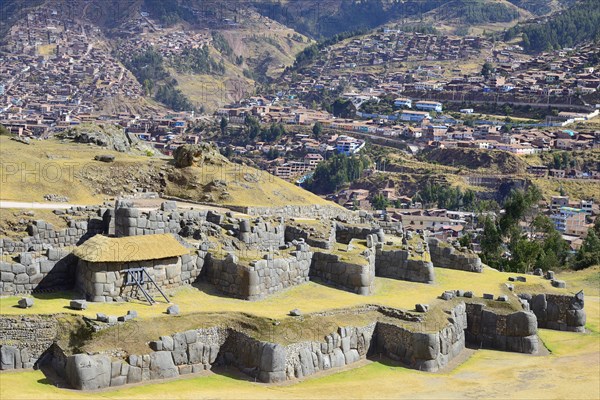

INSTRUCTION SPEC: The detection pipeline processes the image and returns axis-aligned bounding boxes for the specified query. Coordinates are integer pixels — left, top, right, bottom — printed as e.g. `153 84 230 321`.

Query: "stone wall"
426 237 482 273
281 323 377 381
284 223 336 250
335 222 381 244
522 291 586 332
0 217 104 255
310 249 376 295
378 220 404 236
374 302 467 372
465 303 539 353
229 204 358 222
0 249 76 295
0 314 60 370
236 218 285 250
374 245 435 284
75 251 205 302
114 202 208 238
205 244 313 300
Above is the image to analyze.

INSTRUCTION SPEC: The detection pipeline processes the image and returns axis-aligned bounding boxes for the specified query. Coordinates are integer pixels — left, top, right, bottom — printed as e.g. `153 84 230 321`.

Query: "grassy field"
0 135 338 209
0 266 598 399
0 136 158 204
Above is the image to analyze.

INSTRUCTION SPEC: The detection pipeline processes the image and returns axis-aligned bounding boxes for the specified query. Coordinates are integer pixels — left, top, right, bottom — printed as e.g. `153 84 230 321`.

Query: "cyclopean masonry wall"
335 222 381 244
236 218 285 250
0 249 76 295
520 291 586 332
310 247 376 295
0 314 61 370
228 204 359 222
375 302 468 372
465 303 539 353
284 222 336 250
0 217 105 255
426 237 482 273
374 244 435 284
204 244 313 300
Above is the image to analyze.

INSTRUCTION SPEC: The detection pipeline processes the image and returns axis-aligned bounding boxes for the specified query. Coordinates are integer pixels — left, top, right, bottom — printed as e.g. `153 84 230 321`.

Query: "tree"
573 229 600 270
481 61 494 79
331 98 356 118
313 121 323 137
220 117 228 135
372 194 389 210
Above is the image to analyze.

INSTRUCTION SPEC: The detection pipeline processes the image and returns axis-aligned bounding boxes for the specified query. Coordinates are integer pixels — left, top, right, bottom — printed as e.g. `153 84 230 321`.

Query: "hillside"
421 147 530 175
0 135 335 208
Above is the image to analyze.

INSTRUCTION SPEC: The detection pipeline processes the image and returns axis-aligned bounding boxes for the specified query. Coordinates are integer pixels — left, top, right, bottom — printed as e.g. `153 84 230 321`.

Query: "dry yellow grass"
0 136 158 204
0 266 598 399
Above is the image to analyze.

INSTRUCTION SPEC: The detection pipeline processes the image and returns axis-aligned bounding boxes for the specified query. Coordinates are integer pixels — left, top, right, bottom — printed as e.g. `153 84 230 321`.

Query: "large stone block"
65 354 111 390
260 343 286 372
149 351 178 380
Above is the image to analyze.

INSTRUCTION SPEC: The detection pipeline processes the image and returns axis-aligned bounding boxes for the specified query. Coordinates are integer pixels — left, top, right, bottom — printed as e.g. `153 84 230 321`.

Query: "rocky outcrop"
426 237 482 273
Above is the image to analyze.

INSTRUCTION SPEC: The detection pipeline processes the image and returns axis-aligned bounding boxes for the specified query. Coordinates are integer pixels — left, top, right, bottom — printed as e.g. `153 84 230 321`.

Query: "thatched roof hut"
73 234 189 263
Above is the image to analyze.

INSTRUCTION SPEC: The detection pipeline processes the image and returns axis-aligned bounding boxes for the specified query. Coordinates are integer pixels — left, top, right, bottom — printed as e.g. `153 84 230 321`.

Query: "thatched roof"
73 234 189 263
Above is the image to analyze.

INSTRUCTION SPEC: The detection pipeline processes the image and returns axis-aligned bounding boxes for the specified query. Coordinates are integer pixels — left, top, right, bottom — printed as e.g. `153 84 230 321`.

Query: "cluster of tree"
211 31 234 57
291 29 368 70
572 218 600 270
142 0 196 27
330 98 357 118
392 23 439 35
123 47 169 84
412 182 478 211
123 48 195 111
155 81 194 112
306 153 370 194
504 0 600 53
256 0 445 39
360 95 396 115
0 125 10 135
479 186 571 272
550 151 576 170
455 0 518 24
242 116 286 142
176 46 225 75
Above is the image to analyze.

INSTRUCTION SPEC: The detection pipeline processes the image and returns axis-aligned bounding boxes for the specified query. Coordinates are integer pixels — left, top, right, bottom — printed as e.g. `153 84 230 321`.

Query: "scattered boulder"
167 305 180 315
415 304 429 312
127 310 138 318
17 297 33 308
107 316 118 325
69 300 87 310
94 154 115 163
516 276 527 283
463 291 474 298
497 295 508 302
96 313 108 322
289 309 302 317
545 270 555 280
483 293 494 300
533 268 543 276
551 280 566 289
441 291 454 300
